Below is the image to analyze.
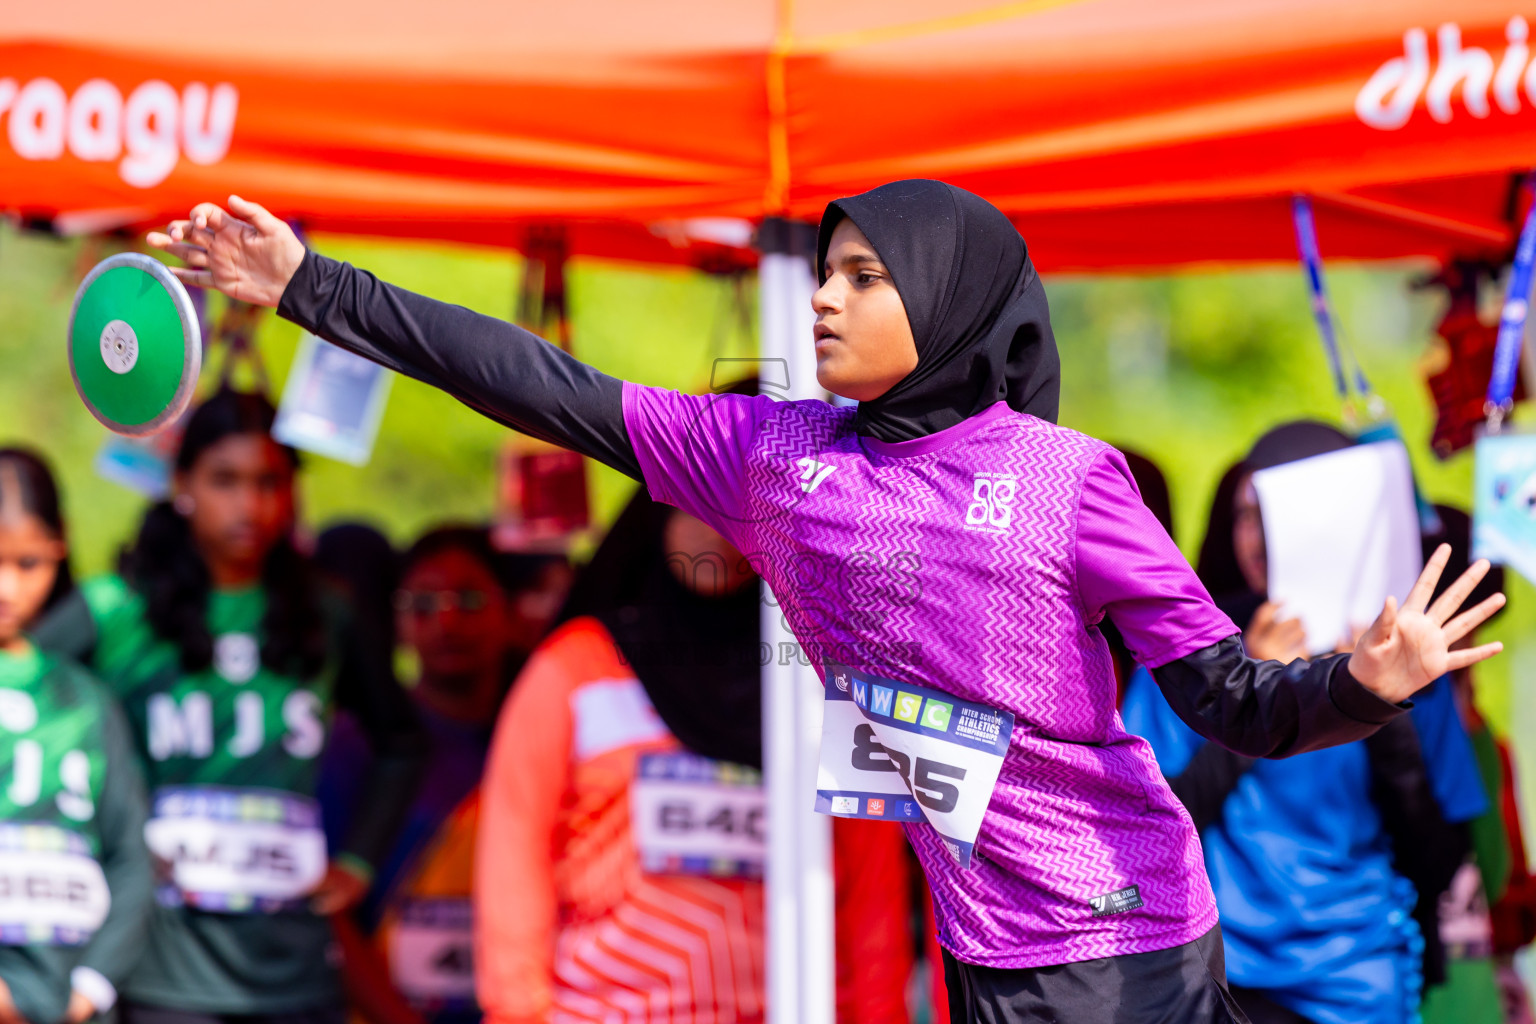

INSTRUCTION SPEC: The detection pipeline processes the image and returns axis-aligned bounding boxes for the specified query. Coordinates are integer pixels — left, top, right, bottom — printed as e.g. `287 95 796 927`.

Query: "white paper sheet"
1252 440 1423 656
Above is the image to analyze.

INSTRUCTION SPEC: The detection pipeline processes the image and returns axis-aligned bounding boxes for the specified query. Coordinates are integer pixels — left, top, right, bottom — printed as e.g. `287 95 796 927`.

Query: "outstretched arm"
1152 640 1392 757
1151 547 1503 758
1077 449 1505 758
148 198 641 478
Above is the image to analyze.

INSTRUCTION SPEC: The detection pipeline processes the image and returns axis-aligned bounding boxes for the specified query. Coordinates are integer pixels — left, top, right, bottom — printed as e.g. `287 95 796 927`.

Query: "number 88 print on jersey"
815 662 1013 868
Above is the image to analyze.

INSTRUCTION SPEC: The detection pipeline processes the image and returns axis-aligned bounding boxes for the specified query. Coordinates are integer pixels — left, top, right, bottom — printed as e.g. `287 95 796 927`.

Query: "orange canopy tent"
7 6 1535 1021
4 0 1536 269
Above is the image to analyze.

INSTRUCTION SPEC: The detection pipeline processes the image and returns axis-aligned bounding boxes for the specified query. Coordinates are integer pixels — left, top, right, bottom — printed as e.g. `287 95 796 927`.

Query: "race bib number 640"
815 663 1013 869
631 752 765 879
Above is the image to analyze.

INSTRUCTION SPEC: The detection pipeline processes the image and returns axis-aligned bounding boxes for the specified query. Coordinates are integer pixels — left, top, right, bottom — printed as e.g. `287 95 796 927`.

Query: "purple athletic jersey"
622 386 1238 968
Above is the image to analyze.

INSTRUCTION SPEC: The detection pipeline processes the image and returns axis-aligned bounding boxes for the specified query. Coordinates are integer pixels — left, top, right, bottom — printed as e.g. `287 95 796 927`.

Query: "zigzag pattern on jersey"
550 876 765 1023
976 421 1148 960
736 401 876 673
715 399 1217 968
975 418 1098 725
823 429 934 679
984 424 1207 962
876 417 1213 964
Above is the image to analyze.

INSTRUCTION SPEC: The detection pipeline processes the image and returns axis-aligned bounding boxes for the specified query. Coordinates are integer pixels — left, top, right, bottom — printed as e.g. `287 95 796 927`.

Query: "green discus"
68 253 201 436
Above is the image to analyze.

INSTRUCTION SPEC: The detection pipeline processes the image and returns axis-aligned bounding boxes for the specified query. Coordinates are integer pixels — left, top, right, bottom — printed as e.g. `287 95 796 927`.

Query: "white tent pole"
758 217 835 1024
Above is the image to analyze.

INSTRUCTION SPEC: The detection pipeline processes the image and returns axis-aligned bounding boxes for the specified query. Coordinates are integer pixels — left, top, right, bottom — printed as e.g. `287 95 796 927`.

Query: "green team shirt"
0 646 151 1024
33 575 422 1015
84 578 332 797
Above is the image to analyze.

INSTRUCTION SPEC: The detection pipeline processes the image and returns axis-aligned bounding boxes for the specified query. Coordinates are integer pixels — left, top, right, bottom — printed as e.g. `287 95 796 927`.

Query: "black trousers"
1227 987 1317 1024
942 924 1251 1024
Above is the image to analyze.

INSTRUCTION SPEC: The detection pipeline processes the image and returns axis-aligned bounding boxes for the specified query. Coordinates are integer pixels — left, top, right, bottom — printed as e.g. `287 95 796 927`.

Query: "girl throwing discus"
150 182 1506 1024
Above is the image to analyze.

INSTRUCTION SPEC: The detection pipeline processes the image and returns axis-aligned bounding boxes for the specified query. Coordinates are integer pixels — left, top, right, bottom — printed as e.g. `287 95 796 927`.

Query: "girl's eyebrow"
826 252 884 274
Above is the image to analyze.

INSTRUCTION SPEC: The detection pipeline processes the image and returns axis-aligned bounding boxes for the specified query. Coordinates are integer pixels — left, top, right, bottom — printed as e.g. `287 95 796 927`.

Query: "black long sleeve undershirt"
277 251 1406 758
1150 638 1404 759
278 249 641 479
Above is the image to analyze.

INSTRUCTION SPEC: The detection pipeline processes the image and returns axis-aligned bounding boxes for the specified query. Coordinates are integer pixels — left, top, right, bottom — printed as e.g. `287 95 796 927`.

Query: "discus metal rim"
68 252 202 437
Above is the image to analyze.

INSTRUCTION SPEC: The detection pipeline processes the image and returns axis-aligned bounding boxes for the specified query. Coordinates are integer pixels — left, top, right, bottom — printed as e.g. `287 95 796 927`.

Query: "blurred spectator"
1419 506 1516 1024
313 522 400 701
1122 425 1486 1024
32 390 426 1024
0 447 152 1024
487 551 574 680
322 526 571 1024
474 487 913 1024
1489 729 1536 1024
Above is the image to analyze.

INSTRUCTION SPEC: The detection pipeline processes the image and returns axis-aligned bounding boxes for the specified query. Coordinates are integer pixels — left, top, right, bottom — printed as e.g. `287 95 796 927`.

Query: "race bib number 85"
815 663 1013 869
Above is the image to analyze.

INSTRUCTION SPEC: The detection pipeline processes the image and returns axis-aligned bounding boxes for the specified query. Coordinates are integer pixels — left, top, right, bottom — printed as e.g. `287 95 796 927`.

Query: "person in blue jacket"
1121 426 1489 1024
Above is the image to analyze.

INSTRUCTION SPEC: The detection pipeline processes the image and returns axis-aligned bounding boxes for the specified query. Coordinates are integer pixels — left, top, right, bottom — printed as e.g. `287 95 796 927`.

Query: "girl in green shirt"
0 447 152 1024
35 392 424 1024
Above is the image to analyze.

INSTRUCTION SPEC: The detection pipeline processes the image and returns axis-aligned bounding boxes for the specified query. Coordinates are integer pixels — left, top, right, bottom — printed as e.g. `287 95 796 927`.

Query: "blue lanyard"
1294 196 1441 532
1487 185 1536 431
1292 196 1373 402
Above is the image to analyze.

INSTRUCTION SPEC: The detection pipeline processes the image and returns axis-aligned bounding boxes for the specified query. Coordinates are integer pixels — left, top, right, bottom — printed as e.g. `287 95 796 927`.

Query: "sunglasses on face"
393 589 491 616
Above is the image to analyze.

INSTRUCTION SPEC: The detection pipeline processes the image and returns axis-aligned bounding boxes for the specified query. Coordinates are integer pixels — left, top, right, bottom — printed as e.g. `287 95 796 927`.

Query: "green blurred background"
2 222 1528 746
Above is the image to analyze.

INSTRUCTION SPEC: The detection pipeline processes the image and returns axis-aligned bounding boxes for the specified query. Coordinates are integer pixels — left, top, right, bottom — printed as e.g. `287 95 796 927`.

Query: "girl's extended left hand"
1347 544 1506 705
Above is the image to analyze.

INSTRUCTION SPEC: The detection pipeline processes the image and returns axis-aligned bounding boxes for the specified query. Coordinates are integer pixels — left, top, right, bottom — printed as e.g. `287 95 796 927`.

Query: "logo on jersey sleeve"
796 457 837 494
964 473 1016 533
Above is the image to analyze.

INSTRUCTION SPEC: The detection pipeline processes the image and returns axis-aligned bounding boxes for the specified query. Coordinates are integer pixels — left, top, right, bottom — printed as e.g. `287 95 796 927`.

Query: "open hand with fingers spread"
1347 543 1506 705
146 196 305 307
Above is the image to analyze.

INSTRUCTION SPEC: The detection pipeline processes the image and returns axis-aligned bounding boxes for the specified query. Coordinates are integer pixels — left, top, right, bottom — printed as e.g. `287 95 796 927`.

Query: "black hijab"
558 488 763 768
1195 421 1354 626
817 179 1060 443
